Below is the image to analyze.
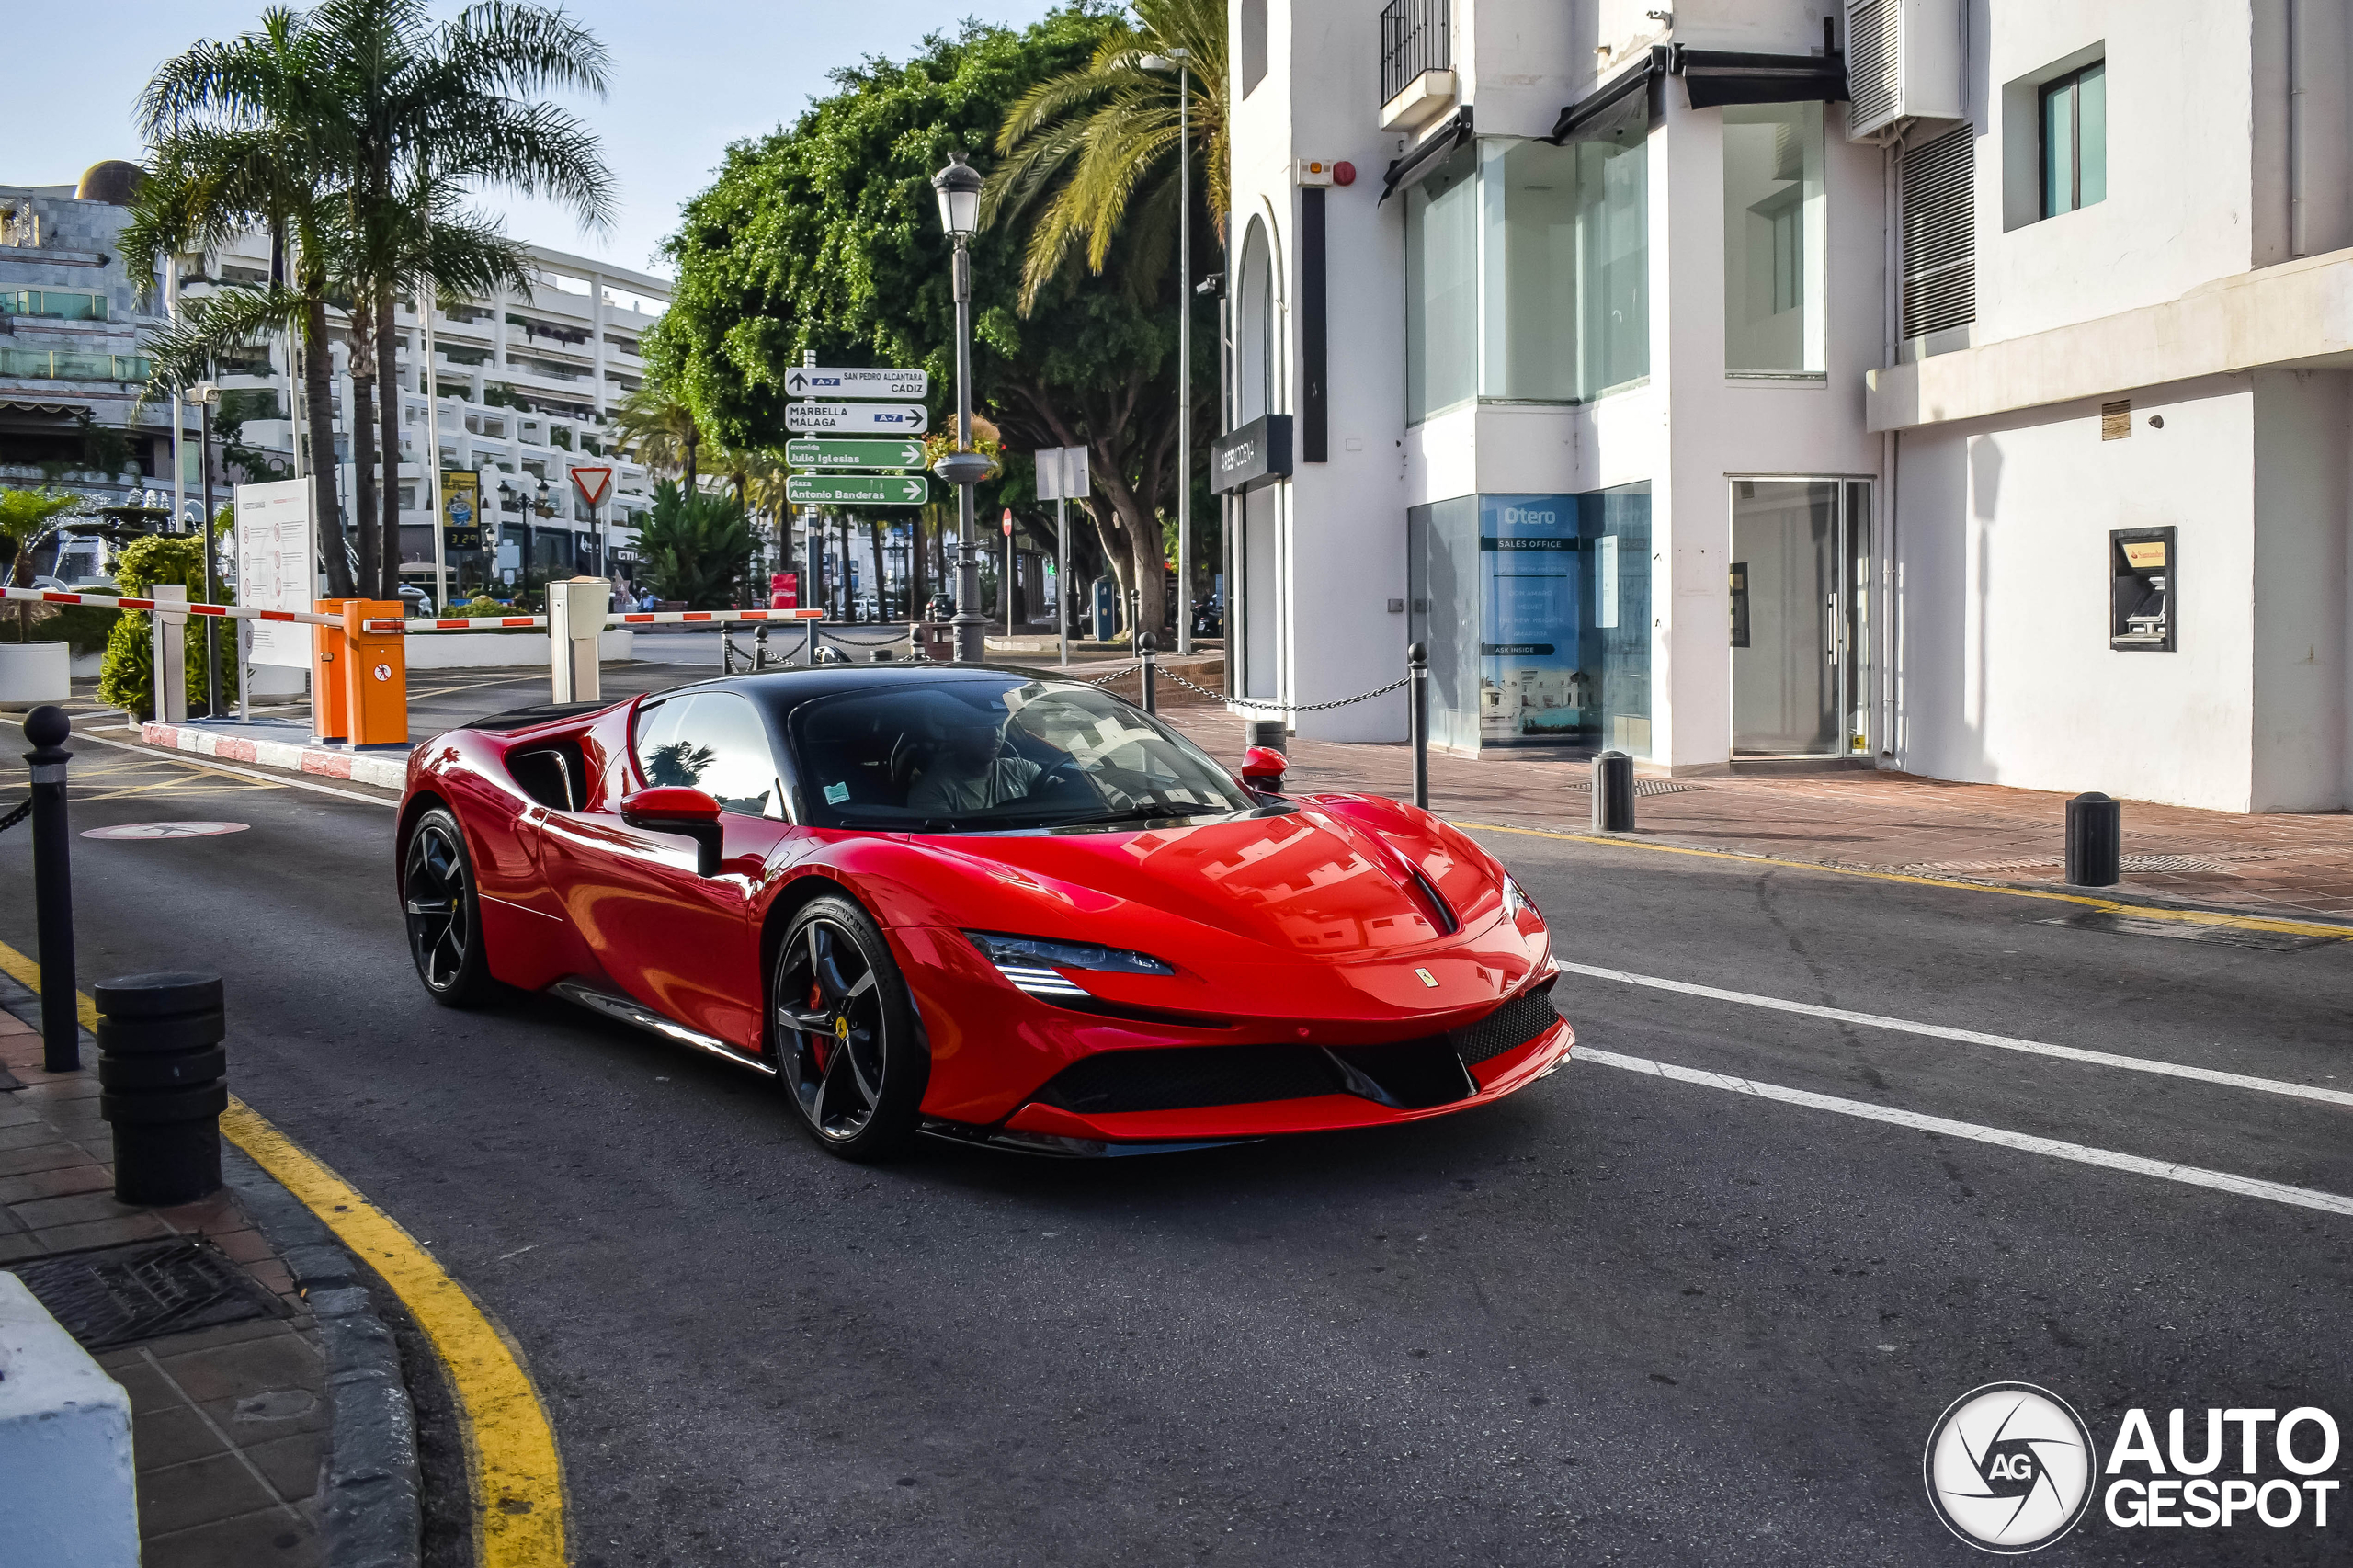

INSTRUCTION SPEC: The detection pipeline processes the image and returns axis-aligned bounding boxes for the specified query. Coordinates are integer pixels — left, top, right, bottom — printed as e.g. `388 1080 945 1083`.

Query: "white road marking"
73 732 398 809
1555 960 2353 1109
1574 1047 2353 1218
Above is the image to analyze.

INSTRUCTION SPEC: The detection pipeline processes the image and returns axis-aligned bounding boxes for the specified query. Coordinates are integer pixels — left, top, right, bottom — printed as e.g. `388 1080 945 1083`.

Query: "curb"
223 1148 423 1568
0 978 422 1568
141 721 409 790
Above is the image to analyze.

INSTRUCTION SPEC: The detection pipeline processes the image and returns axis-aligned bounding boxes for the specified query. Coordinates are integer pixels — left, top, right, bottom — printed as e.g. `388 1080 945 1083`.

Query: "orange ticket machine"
312 598 350 743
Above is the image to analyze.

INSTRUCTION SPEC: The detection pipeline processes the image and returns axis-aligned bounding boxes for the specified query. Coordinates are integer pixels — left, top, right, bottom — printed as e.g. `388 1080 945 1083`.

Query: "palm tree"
612 381 704 496
133 0 614 600
983 0 1227 312
132 8 360 596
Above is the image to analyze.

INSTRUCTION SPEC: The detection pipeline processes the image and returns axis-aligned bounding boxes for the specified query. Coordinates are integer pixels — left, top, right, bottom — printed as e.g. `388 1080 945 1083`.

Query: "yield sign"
569 465 614 507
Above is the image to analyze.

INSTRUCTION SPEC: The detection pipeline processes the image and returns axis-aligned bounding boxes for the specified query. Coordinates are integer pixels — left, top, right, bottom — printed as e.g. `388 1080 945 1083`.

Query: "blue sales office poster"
1463 487 1653 753
1478 495 1592 745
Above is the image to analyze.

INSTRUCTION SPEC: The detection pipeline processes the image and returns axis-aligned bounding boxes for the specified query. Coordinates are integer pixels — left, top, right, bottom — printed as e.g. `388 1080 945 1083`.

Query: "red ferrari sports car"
396 665 1573 1160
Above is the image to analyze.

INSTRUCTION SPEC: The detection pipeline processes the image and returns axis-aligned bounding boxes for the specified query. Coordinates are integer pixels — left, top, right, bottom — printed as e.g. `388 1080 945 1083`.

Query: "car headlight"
964 931 1176 1000
1500 873 1540 923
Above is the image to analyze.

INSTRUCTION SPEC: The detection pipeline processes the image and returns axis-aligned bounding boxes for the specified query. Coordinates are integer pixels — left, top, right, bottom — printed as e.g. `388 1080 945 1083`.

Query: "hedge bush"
99 535 240 719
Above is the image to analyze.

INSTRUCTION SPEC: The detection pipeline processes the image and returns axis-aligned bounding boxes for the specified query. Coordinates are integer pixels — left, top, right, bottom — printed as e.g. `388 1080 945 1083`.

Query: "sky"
6 1 1064 283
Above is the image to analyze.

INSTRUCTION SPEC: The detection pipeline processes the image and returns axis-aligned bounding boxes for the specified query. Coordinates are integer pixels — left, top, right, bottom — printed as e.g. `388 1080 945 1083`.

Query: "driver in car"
907 714 1044 813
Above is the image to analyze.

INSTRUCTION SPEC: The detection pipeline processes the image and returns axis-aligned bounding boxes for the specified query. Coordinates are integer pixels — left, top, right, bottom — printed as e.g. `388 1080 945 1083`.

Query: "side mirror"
620 787 724 876
1239 745 1287 794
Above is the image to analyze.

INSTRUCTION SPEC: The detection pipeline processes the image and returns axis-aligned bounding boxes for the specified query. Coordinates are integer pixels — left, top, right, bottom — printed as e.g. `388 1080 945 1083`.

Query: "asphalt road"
3 713 2347 1566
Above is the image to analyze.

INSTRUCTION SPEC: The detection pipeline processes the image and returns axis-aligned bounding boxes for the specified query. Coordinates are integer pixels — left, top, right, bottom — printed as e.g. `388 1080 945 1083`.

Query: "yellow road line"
1461 822 2353 942
0 940 568 1566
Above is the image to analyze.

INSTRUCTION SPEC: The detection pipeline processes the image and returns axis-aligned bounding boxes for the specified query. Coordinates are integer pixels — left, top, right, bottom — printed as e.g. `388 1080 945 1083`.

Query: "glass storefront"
1730 479 1870 756
1405 135 1649 424
1409 483 1653 756
1722 101 1826 376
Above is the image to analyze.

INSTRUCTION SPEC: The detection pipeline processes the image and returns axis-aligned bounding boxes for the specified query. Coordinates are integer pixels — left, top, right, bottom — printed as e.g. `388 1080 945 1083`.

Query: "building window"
1236 217 1276 424
1722 101 1825 376
1240 0 1267 97
1405 134 1649 424
2040 61 2105 218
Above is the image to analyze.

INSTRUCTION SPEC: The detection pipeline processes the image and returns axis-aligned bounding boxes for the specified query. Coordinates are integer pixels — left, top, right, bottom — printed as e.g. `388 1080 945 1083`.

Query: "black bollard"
1138 631 1157 715
1245 719 1287 754
2066 791 2121 887
96 972 227 1206
754 624 770 672
1408 642 1429 811
23 706 77 1072
1591 750 1635 834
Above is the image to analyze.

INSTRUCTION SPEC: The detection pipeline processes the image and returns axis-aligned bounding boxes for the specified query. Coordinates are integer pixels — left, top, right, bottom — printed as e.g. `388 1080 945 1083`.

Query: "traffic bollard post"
23 706 78 1073
2066 791 2121 886
1245 719 1286 754
754 624 770 672
1408 642 1429 811
1592 750 1635 834
95 972 226 1206
1139 631 1157 715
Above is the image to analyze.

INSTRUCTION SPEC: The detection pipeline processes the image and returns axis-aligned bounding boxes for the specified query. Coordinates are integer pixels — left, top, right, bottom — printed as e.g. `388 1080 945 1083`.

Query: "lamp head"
932 152 983 239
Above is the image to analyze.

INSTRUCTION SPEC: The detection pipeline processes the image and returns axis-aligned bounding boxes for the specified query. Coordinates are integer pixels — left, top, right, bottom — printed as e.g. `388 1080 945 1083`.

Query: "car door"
541 689 798 1051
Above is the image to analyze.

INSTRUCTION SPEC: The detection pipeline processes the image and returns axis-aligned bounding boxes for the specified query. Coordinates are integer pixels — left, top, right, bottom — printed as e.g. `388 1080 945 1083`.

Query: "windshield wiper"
1073 801 1236 827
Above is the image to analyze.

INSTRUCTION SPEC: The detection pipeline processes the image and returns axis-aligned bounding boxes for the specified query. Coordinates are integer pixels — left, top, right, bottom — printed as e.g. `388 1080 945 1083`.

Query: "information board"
233 480 316 669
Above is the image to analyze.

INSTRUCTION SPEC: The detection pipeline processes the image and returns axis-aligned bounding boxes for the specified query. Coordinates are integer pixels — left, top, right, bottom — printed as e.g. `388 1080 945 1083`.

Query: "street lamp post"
1141 47 1193 654
931 152 990 664
188 380 222 716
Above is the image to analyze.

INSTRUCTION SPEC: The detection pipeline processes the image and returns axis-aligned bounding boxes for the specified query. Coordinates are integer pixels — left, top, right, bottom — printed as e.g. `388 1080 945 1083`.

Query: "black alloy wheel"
772 896 925 1160
403 807 496 1007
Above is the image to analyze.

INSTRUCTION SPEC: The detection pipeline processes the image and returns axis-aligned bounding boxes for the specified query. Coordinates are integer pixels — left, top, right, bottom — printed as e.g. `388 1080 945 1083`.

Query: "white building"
185 234 670 604
1221 0 2353 812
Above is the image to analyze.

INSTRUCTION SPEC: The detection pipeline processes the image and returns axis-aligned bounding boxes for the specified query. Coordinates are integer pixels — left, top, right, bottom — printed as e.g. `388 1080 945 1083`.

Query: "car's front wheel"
771 896 926 1160
402 806 498 1008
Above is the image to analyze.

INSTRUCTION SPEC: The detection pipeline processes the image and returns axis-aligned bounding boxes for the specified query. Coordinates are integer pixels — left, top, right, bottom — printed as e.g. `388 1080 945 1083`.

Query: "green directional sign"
786 437 926 471
787 473 928 506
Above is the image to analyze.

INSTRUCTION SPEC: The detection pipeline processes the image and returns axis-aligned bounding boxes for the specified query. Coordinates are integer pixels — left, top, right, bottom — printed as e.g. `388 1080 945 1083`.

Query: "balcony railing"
1380 0 1450 107
0 347 149 382
0 289 109 323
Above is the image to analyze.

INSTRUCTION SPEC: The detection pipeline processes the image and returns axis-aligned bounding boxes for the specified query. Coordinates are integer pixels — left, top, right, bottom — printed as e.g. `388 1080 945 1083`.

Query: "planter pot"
0 641 72 710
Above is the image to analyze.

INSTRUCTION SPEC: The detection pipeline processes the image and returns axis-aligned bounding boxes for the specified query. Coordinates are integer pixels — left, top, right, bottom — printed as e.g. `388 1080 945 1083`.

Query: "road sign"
786 473 928 506
783 366 927 399
785 437 926 470
785 402 929 435
1034 445 1090 500
569 464 613 506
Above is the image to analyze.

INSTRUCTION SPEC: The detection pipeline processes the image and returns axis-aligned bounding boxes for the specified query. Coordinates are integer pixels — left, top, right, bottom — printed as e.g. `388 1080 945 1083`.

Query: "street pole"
1176 58 1192 655
167 256 184 538
933 152 989 664
423 270 449 612
200 391 218 716
1056 487 1069 667
1004 510 1015 639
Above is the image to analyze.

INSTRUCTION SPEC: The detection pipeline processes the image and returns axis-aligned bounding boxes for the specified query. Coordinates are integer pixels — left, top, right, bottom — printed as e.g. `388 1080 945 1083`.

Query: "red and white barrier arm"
2 584 345 628
366 607 832 633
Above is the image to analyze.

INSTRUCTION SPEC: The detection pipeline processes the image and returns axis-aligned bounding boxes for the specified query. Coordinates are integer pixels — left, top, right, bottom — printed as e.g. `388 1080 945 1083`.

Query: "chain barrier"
0 796 29 834
1154 666 1411 712
819 626 915 648
1083 661 1145 687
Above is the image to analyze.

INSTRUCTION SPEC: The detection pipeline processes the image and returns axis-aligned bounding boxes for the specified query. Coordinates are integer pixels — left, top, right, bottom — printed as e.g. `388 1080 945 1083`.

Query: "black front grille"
1449 979 1561 1066
1032 1045 1343 1115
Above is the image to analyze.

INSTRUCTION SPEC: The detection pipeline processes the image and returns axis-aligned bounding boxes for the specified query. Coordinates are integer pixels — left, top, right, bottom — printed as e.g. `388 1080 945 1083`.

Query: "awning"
1671 44 1847 108
1548 48 1667 146
1380 107 1474 202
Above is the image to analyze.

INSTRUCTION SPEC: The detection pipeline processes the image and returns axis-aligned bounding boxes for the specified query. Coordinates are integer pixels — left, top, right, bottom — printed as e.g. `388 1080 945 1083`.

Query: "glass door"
1730 479 1870 757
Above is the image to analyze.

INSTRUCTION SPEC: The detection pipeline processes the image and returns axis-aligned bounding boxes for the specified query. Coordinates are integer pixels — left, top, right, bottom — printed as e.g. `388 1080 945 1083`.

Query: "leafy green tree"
633 481 756 608
99 534 241 719
647 6 1206 636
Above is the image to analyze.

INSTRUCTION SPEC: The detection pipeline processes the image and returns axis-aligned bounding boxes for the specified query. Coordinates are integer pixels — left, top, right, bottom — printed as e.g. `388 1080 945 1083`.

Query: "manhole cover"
1565 779 1706 797
2032 912 2341 952
81 821 251 840
14 1238 281 1351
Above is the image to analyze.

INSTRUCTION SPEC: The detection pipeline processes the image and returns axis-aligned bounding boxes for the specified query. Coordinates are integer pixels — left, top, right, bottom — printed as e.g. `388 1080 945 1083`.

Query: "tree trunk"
347 304 381 601
377 291 404 605
683 428 699 497
305 297 355 599
870 519 886 622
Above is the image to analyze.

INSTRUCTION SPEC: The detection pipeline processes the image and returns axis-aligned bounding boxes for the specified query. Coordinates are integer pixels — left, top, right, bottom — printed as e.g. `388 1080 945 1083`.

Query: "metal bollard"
805 619 820 667
95 972 227 1206
721 627 737 674
1408 642 1429 811
1591 750 1635 833
2066 791 2121 886
1245 719 1286 754
754 624 770 672
23 706 77 1072
1138 631 1157 715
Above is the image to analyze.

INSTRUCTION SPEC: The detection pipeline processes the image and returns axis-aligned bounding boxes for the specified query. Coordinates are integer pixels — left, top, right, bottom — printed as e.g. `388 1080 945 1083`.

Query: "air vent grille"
2101 400 2132 440
1846 0 1902 133
1899 124 1975 340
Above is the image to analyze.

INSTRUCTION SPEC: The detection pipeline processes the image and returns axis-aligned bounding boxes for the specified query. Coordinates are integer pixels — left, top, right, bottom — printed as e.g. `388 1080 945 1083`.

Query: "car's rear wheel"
403 807 497 1008
772 896 925 1160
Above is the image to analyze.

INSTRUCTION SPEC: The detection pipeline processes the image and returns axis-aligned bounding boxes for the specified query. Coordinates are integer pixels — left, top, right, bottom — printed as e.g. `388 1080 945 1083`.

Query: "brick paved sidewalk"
0 994 326 1566
1157 709 2353 925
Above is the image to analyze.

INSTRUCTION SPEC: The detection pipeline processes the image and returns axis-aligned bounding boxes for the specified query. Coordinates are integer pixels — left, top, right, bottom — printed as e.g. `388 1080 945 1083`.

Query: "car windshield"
788 676 1260 833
